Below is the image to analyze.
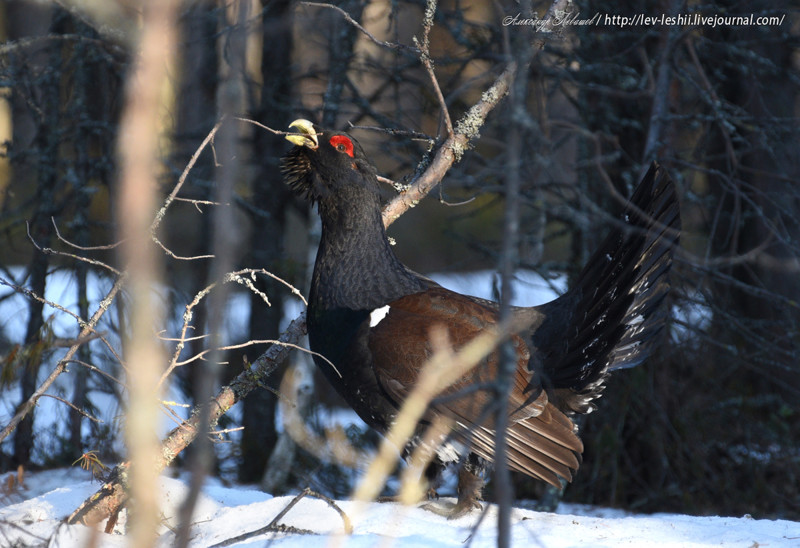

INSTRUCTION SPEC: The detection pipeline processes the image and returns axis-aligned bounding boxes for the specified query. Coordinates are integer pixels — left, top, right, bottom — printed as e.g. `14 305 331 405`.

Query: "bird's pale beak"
286 119 319 149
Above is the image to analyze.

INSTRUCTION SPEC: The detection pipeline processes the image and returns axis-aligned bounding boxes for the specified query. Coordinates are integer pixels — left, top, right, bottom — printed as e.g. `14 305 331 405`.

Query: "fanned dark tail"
532 162 680 413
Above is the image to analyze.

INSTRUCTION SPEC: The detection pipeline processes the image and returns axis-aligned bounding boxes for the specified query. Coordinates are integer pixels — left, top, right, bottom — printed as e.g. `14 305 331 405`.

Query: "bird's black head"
281 119 379 206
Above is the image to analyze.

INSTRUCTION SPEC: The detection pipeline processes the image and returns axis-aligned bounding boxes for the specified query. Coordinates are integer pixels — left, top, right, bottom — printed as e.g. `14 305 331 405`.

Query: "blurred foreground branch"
115 0 181 545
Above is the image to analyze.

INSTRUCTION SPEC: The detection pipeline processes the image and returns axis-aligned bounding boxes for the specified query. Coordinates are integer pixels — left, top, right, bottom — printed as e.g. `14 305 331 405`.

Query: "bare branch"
172 196 221 213
28 221 121 275
207 487 351 547
152 235 215 261
232 117 291 136
351 322 512 506
151 118 224 234
275 363 362 471
381 63 517 228
299 2 415 53
256 269 308 306
39 394 103 424
415 0 454 137
52 217 123 251
49 333 105 348
173 339 340 378
0 276 92 334
68 359 127 390
347 123 434 142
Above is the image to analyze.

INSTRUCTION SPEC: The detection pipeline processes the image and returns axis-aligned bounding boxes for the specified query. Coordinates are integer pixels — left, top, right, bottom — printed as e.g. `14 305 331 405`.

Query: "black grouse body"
281 119 680 518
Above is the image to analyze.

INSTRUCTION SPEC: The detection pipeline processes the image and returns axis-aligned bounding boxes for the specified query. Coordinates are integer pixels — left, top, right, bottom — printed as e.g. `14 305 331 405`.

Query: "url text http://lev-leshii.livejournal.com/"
502 11 787 29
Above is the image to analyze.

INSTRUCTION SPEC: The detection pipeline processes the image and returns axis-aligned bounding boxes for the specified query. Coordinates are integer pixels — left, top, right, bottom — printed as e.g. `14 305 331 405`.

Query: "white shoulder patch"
369 305 391 327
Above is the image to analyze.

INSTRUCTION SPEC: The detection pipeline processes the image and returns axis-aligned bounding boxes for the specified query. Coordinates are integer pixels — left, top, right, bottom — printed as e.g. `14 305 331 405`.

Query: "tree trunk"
12 7 69 466
237 0 295 483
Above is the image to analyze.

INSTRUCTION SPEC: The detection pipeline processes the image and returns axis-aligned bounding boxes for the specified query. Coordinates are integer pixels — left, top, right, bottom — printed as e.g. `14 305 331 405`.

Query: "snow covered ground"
0 468 798 547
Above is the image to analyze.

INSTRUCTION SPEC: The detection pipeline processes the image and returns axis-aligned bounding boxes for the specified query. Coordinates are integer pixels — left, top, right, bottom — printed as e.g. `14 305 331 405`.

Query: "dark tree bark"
68 15 113 460
706 17 800 396
12 8 70 466
237 0 296 483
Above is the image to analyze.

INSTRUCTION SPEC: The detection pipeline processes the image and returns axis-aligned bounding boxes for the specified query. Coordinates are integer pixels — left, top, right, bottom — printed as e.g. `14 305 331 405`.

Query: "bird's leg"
450 462 485 517
424 459 443 500
422 456 484 519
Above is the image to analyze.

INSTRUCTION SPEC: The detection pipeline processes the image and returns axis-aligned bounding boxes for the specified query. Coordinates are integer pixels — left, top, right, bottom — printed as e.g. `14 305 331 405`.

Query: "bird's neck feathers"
311 179 425 311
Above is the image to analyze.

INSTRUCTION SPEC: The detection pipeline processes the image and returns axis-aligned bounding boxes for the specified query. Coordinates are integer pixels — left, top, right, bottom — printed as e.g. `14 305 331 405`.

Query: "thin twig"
67 359 127 389
209 426 244 437
28 221 121 275
257 269 308 306
0 276 91 331
232 117 286 135
439 195 477 207
52 217 123 251
157 331 206 343
348 123 434 142
0 519 48 542
279 369 364 469
151 118 224 234
52 333 106 348
39 394 103 423
160 400 191 429
208 487 351 547
5 246 126 369
299 2 415 53
351 322 513 505
172 196 221 213
152 235 215 261
398 415 453 504
172 339 340 379
463 503 492 548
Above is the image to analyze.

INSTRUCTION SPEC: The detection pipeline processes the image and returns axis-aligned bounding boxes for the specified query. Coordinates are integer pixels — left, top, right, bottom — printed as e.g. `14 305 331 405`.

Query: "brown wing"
368 286 583 487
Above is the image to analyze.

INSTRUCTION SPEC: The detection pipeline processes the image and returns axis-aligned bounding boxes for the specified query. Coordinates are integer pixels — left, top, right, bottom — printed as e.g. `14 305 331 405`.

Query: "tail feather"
531 163 680 413
464 405 583 488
